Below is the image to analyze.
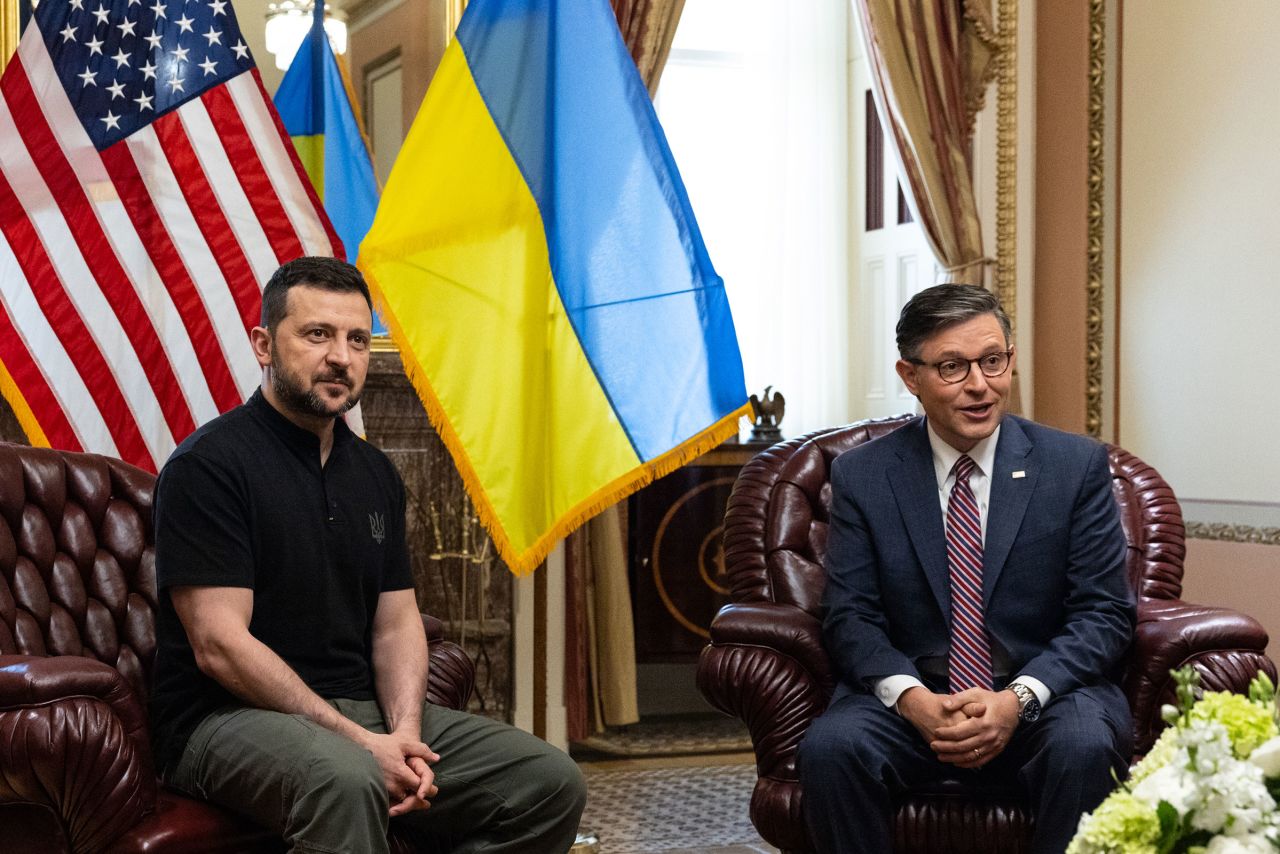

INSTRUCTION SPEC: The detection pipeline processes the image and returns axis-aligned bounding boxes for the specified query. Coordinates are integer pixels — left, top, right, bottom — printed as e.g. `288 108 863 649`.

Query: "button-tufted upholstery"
697 416 1276 854
0 443 476 854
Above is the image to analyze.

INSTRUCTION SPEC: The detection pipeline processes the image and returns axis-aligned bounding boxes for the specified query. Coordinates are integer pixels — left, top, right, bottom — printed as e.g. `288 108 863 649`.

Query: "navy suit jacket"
821 415 1135 704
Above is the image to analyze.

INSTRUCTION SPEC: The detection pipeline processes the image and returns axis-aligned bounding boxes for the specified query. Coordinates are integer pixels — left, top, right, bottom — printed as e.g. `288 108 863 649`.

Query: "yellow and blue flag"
273 4 382 331
359 0 750 575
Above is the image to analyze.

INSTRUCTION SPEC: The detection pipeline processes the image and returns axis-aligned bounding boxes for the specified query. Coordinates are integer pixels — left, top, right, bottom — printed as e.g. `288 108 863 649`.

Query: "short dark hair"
895 284 1012 361
260 256 373 331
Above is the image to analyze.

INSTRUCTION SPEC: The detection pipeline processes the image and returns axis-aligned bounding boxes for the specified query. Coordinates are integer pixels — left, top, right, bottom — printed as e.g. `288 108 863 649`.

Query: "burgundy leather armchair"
0 442 476 853
697 416 1276 854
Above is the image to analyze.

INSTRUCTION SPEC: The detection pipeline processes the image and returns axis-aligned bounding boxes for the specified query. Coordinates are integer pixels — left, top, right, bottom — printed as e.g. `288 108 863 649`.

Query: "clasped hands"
897 686 1020 769
359 729 440 816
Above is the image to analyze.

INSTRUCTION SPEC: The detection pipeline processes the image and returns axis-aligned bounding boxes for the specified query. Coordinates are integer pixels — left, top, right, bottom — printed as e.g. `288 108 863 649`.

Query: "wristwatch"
1007 681 1042 723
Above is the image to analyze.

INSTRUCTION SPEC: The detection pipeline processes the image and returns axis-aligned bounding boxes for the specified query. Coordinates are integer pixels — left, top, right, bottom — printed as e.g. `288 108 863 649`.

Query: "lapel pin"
1012 470 1026 479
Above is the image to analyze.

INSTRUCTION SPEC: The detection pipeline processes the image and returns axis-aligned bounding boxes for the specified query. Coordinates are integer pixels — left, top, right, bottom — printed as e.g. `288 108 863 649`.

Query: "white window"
655 1 935 436
655 0 851 437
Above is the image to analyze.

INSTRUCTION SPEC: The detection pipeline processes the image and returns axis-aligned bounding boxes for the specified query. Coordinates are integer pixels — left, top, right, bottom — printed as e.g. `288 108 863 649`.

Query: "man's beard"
270 344 361 419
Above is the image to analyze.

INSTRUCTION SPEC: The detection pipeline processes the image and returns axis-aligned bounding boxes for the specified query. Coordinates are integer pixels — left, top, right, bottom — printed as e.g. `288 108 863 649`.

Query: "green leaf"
1155 801 1179 853
1175 830 1214 854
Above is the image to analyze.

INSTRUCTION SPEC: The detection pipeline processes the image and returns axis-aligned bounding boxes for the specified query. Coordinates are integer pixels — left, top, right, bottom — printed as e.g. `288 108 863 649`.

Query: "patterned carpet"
578 762 778 854
575 715 752 757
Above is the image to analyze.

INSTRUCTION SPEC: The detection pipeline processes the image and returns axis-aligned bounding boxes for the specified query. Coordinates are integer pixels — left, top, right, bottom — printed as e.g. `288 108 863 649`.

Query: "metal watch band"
1008 681 1040 721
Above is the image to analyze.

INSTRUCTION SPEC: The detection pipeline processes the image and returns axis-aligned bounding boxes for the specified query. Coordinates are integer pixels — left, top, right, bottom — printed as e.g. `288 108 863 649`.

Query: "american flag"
0 0 343 471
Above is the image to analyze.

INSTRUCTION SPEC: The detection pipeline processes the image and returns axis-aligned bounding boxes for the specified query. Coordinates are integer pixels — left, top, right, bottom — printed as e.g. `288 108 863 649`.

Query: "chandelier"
264 0 348 71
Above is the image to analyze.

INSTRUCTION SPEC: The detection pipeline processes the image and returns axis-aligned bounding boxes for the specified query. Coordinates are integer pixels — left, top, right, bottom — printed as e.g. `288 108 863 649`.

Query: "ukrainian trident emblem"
369 512 386 544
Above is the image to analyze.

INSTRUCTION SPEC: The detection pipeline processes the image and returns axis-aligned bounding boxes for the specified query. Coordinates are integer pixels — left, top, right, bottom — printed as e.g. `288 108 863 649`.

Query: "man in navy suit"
796 284 1135 854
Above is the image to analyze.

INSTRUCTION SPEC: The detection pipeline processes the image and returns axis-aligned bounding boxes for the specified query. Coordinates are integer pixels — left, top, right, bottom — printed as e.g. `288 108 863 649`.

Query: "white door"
847 15 938 421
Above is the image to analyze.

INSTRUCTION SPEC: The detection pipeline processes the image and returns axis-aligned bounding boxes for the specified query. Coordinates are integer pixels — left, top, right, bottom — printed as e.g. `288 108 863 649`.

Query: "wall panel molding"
863 257 886 400
1186 522 1280 547
995 0 1017 330
1116 3 1280 534
1085 0 1105 437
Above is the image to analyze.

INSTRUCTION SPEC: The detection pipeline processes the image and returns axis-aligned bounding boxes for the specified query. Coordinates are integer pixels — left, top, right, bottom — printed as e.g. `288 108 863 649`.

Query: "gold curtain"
565 0 689 742
610 0 687 98
855 0 1000 284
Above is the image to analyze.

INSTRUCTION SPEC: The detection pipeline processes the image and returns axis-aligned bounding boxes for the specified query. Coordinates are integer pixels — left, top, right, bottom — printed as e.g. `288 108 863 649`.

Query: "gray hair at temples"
895 284 1013 361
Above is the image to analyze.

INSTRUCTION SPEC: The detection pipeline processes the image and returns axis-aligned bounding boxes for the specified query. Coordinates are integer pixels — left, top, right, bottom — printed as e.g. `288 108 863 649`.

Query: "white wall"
1119 2 1280 527
231 0 284 93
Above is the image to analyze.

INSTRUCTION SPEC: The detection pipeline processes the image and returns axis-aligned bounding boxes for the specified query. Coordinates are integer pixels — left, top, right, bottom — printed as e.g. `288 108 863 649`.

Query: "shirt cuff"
875 675 927 709
1011 674 1052 707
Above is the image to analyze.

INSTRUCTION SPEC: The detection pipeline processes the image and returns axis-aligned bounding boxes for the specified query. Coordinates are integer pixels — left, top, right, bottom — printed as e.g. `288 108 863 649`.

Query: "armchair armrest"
696 603 831 853
1124 599 1276 753
0 654 157 852
700 602 836 700
421 614 476 712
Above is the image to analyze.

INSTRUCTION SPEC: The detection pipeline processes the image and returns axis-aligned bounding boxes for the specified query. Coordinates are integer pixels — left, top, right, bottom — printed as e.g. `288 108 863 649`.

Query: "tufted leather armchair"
697 416 1276 854
0 442 476 854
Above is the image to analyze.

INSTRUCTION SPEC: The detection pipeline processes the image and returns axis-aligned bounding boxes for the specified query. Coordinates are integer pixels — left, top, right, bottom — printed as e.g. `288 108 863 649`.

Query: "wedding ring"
973 748 982 759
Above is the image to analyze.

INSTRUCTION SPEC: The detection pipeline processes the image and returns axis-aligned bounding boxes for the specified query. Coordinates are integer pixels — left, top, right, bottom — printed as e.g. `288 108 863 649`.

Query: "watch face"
1022 698 1042 722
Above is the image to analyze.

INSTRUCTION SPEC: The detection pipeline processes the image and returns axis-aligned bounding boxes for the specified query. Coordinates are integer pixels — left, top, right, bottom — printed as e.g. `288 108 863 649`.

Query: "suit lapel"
983 417 1036 605
886 420 951 617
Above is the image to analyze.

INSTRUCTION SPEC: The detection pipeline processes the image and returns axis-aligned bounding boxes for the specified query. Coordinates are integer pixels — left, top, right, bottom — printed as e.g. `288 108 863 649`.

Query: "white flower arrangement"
1068 667 1280 854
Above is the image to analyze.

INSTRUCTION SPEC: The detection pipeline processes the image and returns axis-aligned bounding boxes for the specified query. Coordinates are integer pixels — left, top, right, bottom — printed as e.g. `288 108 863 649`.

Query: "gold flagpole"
0 0 20 74
445 0 466 42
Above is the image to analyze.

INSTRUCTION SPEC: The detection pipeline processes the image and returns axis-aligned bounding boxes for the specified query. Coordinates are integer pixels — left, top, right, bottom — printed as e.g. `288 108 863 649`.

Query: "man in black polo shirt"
149 256 586 853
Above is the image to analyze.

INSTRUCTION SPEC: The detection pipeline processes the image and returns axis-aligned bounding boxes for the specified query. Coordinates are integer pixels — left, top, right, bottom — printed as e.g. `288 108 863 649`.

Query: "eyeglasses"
910 350 1013 384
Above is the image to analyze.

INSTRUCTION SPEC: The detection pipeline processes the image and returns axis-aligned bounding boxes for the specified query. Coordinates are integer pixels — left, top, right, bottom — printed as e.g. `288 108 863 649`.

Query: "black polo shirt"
148 389 413 774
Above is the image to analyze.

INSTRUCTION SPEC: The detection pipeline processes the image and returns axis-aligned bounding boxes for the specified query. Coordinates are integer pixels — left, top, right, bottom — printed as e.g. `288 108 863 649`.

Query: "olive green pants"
165 699 586 854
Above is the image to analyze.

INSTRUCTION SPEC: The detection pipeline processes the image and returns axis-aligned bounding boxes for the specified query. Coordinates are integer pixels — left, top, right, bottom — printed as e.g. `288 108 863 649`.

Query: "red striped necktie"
946 454 994 692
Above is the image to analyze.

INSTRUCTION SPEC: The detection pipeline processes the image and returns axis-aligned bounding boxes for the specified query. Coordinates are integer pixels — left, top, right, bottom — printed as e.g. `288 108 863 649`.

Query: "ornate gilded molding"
1085 0 1105 437
1186 521 1280 546
994 0 1017 333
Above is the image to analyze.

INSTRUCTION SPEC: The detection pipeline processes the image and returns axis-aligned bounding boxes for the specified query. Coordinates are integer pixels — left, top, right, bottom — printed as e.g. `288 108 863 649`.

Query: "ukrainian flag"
273 9 379 278
359 0 750 575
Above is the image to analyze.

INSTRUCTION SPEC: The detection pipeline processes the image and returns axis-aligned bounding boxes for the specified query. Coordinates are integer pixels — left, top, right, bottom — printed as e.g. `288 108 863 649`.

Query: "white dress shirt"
873 421 1051 710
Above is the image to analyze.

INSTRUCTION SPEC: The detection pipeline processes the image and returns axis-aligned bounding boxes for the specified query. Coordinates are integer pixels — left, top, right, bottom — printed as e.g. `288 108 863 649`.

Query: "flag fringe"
535 400 752 563
360 263 750 577
0 357 49 448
